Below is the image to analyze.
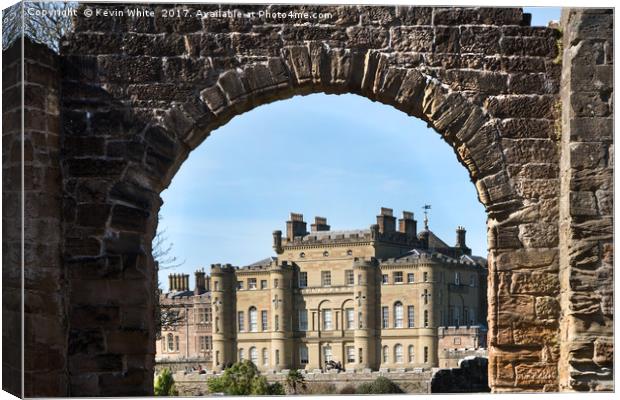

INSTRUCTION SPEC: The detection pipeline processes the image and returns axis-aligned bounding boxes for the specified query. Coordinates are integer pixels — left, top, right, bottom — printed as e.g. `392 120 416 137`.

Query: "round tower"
269 261 293 371
419 264 438 367
353 258 378 371
210 264 236 372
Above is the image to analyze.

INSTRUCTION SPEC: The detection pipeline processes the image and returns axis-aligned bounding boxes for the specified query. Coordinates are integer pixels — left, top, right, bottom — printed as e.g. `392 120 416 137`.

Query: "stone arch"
20 4 609 397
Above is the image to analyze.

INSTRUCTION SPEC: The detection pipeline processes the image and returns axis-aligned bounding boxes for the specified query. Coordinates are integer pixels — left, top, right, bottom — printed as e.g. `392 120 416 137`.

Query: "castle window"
198 307 210 323
470 274 476 287
275 315 279 331
358 311 363 329
239 348 245 361
299 252 305 258
248 278 257 289
347 249 353 256
346 346 355 363
454 272 460 285
394 344 403 363
394 302 404 328
274 279 279 288
424 346 429 363
345 270 354 285
237 281 244 290
408 345 415 363
381 306 389 328
298 271 308 288
382 346 389 363
454 308 460 327
250 347 258 365
262 348 269 366
300 346 309 364
275 349 280 365
167 333 174 352
214 281 219 291
199 336 210 351
216 351 220 365
407 273 415 283
323 345 333 363
394 271 403 284
298 310 308 331
249 307 258 332
260 280 268 289
382 274 388 284
423 272 428 282
464 307 469 326
238 311 245 332
215 317 219 332
261 310 268 331
408 306 415 328
470 309 475 325
424 310 429 328
423 289 429 305
323 251 329 257
175 336 179 351
345 308 354 330
322 309 333 330
321 271 331 287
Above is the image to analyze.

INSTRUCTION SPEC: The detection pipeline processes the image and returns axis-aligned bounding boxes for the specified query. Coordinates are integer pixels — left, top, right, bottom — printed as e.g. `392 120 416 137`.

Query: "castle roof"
301 229 371 241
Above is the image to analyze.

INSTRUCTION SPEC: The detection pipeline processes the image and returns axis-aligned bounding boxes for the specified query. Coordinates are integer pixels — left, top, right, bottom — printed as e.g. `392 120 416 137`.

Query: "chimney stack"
195 269 206 295
376 207 396 233
455 226 471 255
399 211 417 236
286 212 307 240
273 230 283 254
168 274 174 291
205 275 211 292
311 216 330 232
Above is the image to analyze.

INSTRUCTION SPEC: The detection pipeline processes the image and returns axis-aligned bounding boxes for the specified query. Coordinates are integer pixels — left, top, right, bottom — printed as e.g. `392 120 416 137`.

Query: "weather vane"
422 204 431 230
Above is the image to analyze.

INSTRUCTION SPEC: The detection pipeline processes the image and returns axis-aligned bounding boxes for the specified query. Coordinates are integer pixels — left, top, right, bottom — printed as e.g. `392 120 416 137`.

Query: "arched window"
394 302 403 328
249 307 258 332
239 348 245 361
249 347 258 365
382 346 389 363
424 309 429 327
408 345 415 363
394 344 403 363
262 348 269 366
167 333 174 352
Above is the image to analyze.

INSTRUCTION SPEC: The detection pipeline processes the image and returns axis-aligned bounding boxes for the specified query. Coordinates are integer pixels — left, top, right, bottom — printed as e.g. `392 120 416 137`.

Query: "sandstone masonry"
1 4 614 396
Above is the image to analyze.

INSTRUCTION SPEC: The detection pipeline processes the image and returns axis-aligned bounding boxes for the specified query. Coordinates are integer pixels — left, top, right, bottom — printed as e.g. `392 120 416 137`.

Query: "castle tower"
419 266 438 368
353 258 378 371
269 261 293 371
210 264 236 372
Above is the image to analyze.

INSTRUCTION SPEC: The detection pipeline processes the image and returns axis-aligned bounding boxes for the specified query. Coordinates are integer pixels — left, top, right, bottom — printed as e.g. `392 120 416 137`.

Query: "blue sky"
157 7 562 291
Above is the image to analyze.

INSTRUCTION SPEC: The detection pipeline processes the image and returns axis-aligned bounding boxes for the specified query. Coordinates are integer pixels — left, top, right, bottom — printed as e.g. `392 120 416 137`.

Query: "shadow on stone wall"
431 357 490 393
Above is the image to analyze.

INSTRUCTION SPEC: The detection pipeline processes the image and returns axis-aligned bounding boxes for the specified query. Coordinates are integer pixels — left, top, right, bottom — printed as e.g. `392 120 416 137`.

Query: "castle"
157 208 487 373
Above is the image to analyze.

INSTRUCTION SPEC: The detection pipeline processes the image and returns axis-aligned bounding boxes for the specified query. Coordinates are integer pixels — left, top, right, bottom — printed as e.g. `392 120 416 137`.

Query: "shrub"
355 377 403 394
339 384 357 394
154 368 178 396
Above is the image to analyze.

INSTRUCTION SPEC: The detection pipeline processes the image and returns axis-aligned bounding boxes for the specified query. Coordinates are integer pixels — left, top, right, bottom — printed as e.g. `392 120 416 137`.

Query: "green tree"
207 360 284 395
285 370 306 394
154 368 178 396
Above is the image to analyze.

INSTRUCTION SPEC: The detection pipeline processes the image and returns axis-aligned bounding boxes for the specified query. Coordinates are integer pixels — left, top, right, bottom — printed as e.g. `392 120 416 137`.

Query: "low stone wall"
172 370 432 395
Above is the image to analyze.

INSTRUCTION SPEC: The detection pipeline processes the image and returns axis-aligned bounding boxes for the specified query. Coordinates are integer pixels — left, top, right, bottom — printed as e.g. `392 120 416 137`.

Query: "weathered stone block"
391 27 433 52
569 142 606 169
535 296 560 320
345 26 388 49
515 364 557 386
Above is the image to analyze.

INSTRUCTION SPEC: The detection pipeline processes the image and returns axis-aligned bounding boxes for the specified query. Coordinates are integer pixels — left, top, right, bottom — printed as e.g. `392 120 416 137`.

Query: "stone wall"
559 9 614 391
172 369 432 395
2 37 67 397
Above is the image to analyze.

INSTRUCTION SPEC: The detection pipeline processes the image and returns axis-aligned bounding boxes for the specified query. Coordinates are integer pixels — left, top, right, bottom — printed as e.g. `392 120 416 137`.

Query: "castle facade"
209 208 487 373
